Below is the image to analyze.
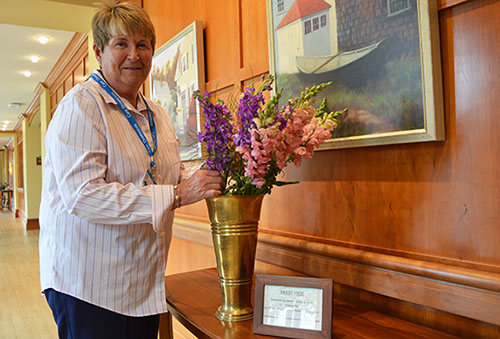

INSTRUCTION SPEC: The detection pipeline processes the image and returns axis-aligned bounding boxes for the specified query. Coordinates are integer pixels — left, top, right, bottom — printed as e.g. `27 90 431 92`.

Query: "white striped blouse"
39 70 180 316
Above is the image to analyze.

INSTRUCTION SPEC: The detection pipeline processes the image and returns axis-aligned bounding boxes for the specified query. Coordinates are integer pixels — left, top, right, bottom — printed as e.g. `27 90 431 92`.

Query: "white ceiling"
0 0 102 147
0 24 74 143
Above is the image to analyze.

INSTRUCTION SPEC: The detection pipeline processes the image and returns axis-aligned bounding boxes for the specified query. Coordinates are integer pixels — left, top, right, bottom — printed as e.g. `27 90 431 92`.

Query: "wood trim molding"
24 82 49 126
259 231 500 293
34 82 49 96
45 33 88 89
206 76 238 93
25 96 40 127
173 214 213 247
438 0 473 10
206 66 269 98
25 218 39 230
0 131 18 136
172 213 500 326
239 63 268 82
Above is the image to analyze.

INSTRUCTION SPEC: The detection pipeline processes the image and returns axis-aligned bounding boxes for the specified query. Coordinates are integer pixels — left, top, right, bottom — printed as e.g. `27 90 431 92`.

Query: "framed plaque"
253 274 332 339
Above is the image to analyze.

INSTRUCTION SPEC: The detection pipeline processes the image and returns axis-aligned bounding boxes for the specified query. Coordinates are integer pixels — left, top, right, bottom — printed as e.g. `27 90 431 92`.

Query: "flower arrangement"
194 75 345 196
0 182 8 190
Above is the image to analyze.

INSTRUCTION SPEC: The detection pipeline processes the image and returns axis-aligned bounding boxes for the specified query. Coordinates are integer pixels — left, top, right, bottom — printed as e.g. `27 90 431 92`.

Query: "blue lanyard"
90 73 157 170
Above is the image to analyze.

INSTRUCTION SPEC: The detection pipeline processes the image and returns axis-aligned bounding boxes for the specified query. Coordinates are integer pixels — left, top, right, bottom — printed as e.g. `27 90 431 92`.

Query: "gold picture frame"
266 0 444 150
253 274 333 339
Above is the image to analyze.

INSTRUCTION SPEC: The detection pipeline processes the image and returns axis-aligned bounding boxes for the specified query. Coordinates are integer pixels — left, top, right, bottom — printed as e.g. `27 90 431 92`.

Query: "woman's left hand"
174 170 224 207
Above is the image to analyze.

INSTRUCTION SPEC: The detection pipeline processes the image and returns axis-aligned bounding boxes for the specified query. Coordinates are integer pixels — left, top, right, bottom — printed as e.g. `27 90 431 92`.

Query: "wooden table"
1 189 12 211
162 268 457 339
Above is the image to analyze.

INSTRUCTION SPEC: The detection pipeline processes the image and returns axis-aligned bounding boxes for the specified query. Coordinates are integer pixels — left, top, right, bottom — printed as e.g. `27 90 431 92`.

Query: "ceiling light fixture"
23 71 32 77
37 35 50 44
30 55 40 63
7 103 23 109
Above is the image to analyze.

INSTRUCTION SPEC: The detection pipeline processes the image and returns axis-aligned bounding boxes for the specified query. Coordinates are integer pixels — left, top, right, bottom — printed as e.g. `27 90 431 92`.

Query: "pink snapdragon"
278 107 314 167
196 74 344 196
293 118 332 166
238 105 341 183
237 124 283 187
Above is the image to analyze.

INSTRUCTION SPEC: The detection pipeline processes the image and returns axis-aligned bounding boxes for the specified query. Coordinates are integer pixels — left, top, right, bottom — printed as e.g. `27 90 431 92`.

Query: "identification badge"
141 169 157 186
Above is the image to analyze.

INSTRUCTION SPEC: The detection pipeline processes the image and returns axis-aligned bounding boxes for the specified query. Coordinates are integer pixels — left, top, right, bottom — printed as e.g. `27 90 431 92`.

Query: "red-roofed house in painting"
273 0 335 74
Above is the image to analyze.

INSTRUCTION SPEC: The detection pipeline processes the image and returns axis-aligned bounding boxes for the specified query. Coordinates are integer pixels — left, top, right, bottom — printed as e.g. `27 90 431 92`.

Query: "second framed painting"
150 21 205 161
266 0 444 150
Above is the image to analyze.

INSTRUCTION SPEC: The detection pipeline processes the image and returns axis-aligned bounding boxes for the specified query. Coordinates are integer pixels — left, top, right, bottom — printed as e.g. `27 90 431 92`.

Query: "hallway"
0 211 57 338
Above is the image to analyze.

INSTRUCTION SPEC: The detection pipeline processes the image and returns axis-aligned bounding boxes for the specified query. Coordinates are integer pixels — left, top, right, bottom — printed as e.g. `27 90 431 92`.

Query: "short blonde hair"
92 2 156 52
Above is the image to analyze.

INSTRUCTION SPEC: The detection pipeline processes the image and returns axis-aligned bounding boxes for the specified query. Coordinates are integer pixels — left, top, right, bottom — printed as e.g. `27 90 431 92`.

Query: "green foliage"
291 82 332 108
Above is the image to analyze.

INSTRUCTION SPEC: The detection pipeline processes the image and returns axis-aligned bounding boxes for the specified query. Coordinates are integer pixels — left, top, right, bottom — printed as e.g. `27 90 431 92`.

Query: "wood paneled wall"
47 34 89 116
145 0 500 336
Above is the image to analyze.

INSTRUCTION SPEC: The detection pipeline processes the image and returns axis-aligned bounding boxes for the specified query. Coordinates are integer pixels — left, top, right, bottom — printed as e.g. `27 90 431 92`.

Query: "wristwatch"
173 185 181 209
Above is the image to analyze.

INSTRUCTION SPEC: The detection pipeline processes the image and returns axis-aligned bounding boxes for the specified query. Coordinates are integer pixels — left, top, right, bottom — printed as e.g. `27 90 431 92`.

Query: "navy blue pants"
44 289 159 339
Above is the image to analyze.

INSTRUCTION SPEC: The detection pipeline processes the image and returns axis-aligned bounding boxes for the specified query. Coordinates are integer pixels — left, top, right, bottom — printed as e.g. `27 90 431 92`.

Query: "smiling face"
93 33 153 105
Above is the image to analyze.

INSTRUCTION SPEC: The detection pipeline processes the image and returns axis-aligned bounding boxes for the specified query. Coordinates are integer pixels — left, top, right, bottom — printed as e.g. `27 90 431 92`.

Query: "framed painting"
266 0 444 149
150 21 205 160
253 274 333 339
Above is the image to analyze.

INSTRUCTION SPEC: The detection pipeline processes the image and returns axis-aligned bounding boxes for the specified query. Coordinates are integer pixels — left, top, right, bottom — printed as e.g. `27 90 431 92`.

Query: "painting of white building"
267 0 441 150
271 0 338 74
150 21 204 161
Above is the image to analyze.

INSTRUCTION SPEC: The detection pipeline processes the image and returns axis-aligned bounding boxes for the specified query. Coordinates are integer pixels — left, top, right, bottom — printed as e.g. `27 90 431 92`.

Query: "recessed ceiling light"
7 103 23 109
23 71 32 77
3 121 9 124
37 35 50 44
30 55 40 63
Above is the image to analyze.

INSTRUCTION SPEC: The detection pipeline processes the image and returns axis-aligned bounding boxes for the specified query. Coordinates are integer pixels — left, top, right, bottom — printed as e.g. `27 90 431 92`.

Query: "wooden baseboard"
25 218 39 230
256 233 500 326
172 214 500 330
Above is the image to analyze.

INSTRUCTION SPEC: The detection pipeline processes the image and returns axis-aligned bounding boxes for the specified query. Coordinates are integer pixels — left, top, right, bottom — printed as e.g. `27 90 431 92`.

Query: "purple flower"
194 91 234 173
194 74 340 196
234 86 265 147
275 109 288 131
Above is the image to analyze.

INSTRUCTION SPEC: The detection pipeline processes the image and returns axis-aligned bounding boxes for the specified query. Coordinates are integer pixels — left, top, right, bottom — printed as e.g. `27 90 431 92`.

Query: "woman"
39 3 223 338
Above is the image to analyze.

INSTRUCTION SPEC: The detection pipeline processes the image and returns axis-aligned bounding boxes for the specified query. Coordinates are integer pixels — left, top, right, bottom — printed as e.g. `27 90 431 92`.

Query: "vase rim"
206 194 265 201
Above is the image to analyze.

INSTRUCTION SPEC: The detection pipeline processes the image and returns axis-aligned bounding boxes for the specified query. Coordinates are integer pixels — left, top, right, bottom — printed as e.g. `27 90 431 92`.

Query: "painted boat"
295 38 391 88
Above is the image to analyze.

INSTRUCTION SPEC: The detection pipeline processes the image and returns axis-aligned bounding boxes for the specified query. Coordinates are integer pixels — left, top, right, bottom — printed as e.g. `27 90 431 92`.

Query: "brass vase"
206 194 265 322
